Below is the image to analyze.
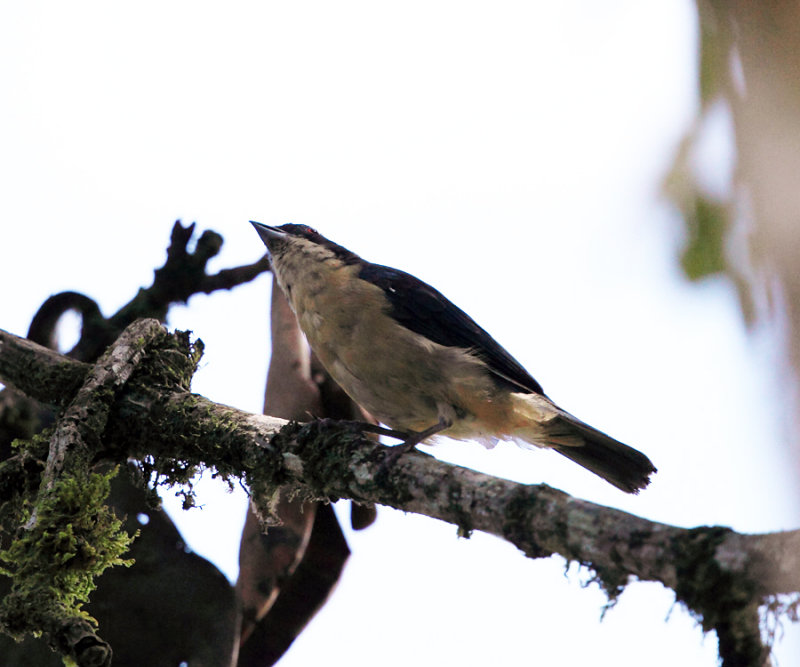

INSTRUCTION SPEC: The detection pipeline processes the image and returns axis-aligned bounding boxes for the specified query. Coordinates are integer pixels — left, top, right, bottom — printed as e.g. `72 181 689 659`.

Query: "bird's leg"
317 418 452 447
355 422 410 440
316 418 408 440
398 416 453 452
318 416 452 471
380 415 453 470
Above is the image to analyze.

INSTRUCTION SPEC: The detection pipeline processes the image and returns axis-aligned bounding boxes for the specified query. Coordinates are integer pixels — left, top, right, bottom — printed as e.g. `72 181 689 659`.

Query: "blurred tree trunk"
235 274 376 666
674 2 800 479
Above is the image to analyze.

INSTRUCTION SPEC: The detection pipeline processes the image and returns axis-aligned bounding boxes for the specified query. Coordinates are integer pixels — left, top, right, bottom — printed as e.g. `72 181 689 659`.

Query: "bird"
250 221 656 493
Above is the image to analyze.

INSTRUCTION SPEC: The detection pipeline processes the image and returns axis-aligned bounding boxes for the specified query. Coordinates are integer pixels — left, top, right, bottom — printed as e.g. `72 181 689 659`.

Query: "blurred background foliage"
671 4 800 473
674 3 800 340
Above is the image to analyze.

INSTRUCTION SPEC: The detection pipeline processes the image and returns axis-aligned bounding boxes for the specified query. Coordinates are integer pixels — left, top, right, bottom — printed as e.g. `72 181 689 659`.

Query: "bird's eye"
303 226 318 235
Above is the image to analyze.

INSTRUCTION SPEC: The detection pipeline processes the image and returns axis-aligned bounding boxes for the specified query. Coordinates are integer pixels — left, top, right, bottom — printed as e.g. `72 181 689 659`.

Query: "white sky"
2 2 799 665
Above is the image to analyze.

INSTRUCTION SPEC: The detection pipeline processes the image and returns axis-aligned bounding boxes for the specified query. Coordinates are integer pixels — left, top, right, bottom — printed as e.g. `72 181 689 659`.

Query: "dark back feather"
359 263 545 395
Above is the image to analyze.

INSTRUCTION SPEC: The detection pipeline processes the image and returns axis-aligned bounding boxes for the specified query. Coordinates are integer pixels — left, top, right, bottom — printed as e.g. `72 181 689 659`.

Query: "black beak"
250 221 287 246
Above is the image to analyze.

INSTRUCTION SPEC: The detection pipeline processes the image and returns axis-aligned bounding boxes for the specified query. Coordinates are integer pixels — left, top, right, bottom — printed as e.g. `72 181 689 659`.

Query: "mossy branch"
0 321 798 667
0 320 172 666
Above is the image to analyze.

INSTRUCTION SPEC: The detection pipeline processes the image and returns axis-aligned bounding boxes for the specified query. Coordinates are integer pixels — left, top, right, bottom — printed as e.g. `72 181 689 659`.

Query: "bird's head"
250 221 362 284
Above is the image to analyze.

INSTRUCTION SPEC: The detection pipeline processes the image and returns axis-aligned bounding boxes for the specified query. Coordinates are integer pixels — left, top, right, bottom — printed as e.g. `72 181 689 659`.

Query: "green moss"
0 431 51 517
587 560 629 602
670 527 767 665
101 331 220 508
502 486 559 560
446 483 473 538
500 486 636 601
0 467 136 639
127 329 203 393
671 526 746 630
11 428 53 456
0 328 212 650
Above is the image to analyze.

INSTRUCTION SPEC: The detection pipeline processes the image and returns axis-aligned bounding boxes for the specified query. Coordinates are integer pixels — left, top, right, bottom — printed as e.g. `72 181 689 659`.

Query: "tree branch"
0 323 171 667
24 221 271 363
0 322 797 667
1 221 268 667
40 319 165 491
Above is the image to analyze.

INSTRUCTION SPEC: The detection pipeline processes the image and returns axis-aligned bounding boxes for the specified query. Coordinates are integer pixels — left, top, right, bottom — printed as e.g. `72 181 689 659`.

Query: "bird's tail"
510 394 656 494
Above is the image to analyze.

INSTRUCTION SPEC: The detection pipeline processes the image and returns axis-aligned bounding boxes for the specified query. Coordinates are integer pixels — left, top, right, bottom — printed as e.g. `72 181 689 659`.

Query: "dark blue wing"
359 263 545 395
